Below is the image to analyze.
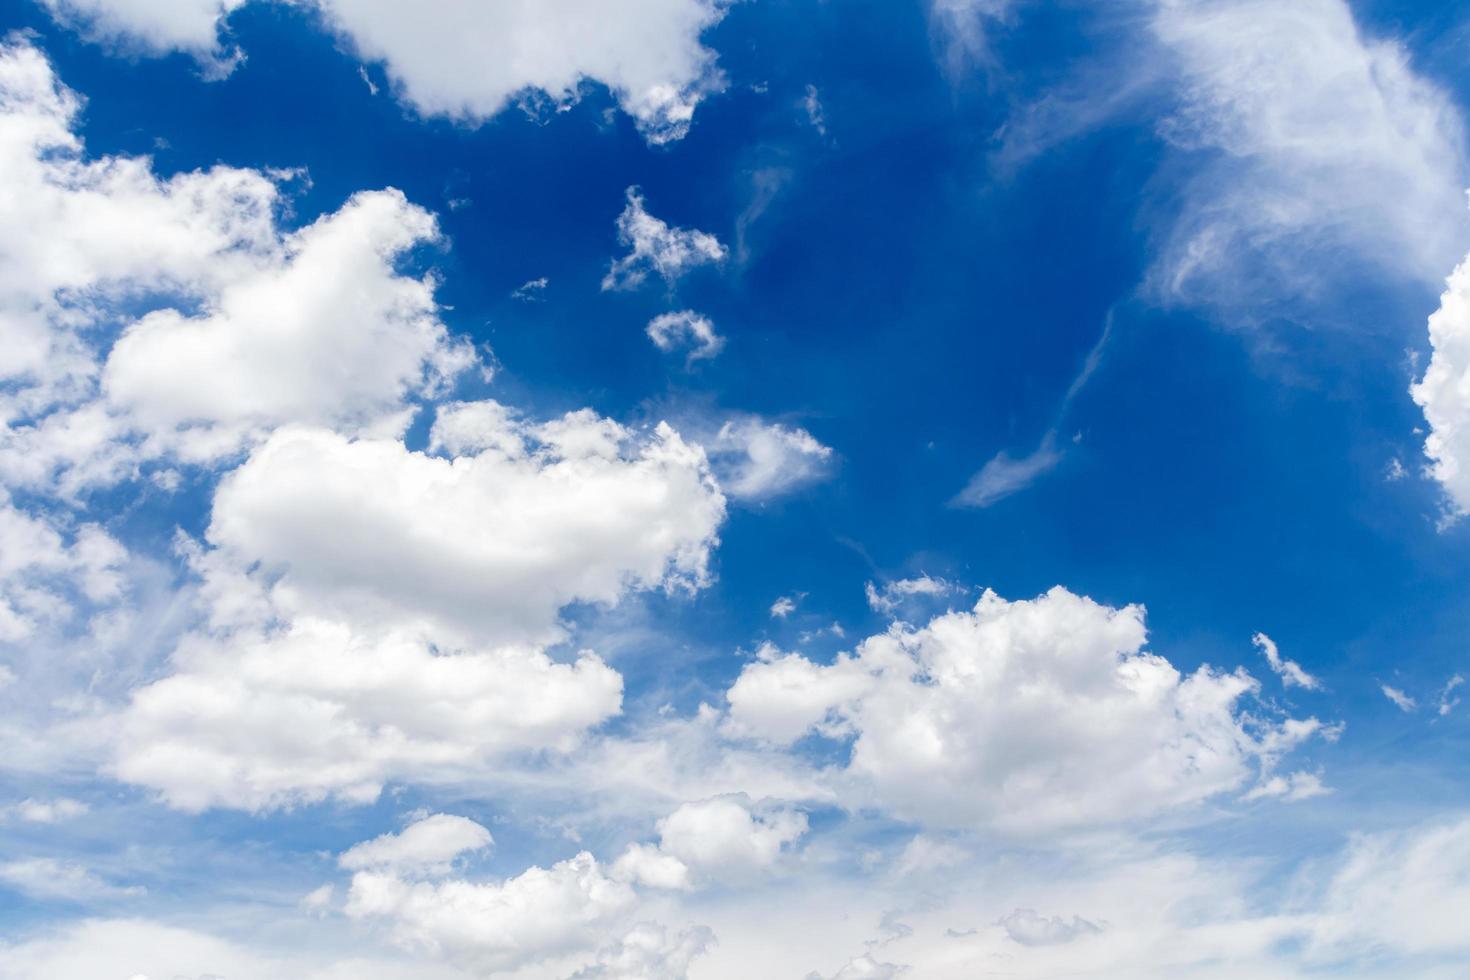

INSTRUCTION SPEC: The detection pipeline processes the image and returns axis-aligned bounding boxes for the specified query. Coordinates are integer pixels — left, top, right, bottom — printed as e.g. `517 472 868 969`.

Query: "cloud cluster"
603 188 727 291
42 0 731 141
726 587 1331 832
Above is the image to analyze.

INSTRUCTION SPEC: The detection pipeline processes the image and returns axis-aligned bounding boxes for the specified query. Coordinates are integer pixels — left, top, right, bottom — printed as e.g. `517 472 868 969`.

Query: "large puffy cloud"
1411 254 1470 515
206 413 724 649
725 587 1331 832
0 40 476 489
114 407 725 810
344 851 635 974
43 0 731 142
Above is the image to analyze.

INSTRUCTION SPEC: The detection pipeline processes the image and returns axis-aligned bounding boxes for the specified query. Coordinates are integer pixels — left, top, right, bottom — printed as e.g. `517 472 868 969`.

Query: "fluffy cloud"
102 189 475 462
615 795 807 889
998 908 1102 947
344 851 634 973
646 310 725 364
567 922 715 980
602 188 726 291
43 0 730 142
0 40 476 489
0 497 126 643
703 417 834 501
339 813 492 875
726 587 1331 832
114 408 725 810
1411 253 1470 516
3 797 89 823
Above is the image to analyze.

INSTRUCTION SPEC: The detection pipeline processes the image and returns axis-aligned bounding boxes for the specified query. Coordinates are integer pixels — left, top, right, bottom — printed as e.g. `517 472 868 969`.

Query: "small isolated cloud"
809 955 906 980
1253 632 1321 690
1382 685 1417 712
998 907 1102 947
602 188 726 291
953 434 1063 508
647 310 725 364
1439 674 1464 717
770 595 798 618
865 575 960 614
802 84 826 136
338 813 492 875
705 417 834 501
512 276 548 301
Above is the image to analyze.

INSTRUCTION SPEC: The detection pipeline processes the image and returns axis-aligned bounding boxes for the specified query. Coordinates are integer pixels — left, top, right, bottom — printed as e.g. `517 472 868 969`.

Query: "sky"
1 0 1470 977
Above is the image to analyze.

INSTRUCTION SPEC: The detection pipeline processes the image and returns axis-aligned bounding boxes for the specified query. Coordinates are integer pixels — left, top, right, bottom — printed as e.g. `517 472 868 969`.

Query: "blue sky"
1 0 1470 977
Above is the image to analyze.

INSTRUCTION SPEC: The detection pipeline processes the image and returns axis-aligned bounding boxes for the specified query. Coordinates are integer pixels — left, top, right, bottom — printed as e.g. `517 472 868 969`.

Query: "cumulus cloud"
1242 770 1330 803
703 417 834 501
0 40 476 489
770 595 798 618
646 310 725 364
339 813 492 875
114 408 726 810
1252 632 1320 691
726 587 1331 832
602 188 726 291
0 497 126 643
1411 253 1470 516
344 851 634 973
43 0 731 142
566 922 715 980
612 795 807 890
811 955 906 980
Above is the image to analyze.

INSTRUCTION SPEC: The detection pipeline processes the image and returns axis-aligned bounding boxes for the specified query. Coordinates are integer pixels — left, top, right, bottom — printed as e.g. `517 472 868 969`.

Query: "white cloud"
40 0 246 66
566 922 715 980
656 796 807 879
704 417 834 501
726 587 1331 833
647 311 725 364
602 188 726 291
43 0 731 142
0 858 144 902
1411 253 1470 516
4 797 89 823
864 576 960 615
802 84 826 136
0 497 126 643
770 595 798 618
114 409 725 810
101 189 476 462
952 435 1062 508
1242 770 1330 803
344 851 634 973
1252 632 1320 691
513 276 549 301
813 955 906 980
998 907 1102 947
339 813 492 875
1146 0 1470 308
1439 674 1464 717
0 40 476 489
1382 684 1417 712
